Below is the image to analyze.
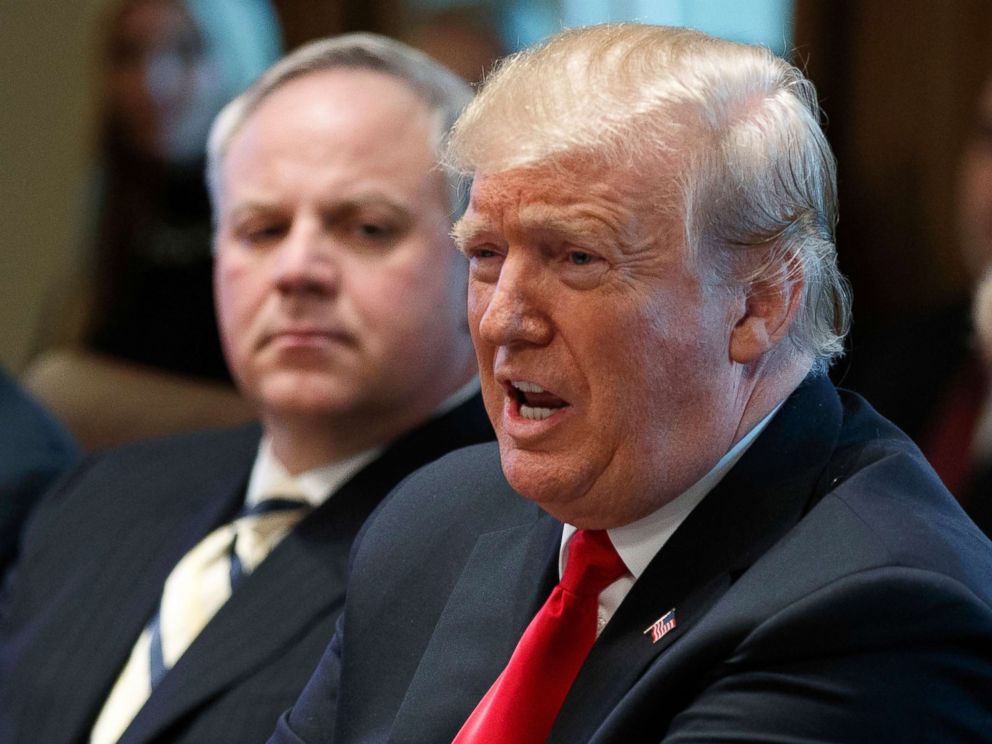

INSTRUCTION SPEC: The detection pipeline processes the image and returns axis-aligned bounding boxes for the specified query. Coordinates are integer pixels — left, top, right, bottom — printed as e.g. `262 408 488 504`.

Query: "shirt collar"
245 438 381 509
245 377 481 509
560 402 782 580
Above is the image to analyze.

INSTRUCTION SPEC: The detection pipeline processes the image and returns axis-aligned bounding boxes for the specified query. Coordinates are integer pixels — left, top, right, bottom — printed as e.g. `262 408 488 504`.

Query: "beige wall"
0 0 107 372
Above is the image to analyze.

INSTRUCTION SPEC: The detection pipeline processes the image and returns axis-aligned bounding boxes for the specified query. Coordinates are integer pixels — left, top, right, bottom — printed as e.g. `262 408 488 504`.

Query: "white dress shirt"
559 404 782 636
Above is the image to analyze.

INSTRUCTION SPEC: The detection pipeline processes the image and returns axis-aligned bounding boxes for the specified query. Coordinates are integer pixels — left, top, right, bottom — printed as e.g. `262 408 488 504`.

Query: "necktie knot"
560 529 627 597
233 492 311 580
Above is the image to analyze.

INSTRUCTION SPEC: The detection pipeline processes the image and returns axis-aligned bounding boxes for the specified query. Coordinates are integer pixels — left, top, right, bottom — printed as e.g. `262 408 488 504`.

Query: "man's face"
104 0 211 161
215 69 472 445
455 160 745 528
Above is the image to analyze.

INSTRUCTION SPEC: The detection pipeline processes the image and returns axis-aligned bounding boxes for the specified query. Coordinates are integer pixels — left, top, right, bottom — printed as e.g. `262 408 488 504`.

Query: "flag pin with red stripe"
643 608 677 644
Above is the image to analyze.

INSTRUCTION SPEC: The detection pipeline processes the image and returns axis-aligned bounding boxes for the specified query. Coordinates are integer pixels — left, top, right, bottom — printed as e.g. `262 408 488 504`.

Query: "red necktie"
454 529 628 743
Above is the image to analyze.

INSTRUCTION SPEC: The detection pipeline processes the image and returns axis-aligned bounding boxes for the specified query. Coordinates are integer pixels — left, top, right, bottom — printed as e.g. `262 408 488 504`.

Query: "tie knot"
233 492 312 577
242 495 309 518
560 529 627 597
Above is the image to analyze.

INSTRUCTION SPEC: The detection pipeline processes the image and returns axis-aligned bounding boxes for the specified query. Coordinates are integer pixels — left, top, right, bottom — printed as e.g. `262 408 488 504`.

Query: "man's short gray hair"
446 23 850 373
207 32 474 217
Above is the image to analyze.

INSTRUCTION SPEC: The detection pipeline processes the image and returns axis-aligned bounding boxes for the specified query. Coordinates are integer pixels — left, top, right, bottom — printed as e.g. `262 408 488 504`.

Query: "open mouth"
509 380 569 421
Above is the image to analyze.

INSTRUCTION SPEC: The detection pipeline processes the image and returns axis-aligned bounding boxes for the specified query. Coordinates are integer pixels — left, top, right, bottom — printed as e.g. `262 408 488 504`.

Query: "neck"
263 367 477 475
730 352 812 445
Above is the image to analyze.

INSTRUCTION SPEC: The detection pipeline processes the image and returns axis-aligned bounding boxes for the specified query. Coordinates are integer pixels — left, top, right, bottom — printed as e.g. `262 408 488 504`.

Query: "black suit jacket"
0 369 78 576
276 376 992 743
0 395 493 744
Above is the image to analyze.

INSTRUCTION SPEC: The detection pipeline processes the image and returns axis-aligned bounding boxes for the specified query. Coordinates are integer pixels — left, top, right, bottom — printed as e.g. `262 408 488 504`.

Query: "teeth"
511 380 545 393
520 404 554 420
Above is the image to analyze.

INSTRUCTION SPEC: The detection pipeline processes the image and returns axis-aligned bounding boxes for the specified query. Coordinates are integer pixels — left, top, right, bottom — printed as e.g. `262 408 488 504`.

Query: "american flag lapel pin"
643 608 677 644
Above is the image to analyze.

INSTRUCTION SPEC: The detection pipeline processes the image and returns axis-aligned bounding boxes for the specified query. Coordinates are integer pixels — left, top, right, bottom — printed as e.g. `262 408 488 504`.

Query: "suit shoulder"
92 422 262 463
0 371 78 465
813 393 992 600
21 424 260 544
355 441 537 560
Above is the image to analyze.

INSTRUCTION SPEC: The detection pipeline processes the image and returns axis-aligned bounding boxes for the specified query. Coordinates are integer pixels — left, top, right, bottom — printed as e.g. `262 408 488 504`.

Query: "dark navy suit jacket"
275 376 992 742
0 395 493 744
0 369 78 577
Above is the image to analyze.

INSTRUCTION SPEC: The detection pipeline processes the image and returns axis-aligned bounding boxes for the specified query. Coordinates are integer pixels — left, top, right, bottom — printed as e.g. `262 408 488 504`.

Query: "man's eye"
466 245 503 281
348 221 397 246
568 251 594 265
358 223 390 238
240 224 285 245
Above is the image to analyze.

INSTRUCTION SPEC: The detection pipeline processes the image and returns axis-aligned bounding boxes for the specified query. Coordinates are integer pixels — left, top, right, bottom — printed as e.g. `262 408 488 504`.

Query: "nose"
475 253 553 348
273 221 340 297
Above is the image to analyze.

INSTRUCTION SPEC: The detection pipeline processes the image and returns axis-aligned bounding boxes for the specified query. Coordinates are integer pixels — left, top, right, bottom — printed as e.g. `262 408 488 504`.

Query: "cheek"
350 255 443 339
215 262 262 345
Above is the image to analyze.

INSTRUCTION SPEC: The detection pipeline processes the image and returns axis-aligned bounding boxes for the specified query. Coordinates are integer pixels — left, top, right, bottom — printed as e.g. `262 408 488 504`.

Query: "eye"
466 244 504 282
237 222 287 247
342 216 401 249
356 222 393 239
559 246 607 289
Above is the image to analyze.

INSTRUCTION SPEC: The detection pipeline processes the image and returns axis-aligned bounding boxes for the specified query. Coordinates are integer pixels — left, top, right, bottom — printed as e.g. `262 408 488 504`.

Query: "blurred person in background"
22 0 280 450
845 69 992 521
0 33 490 744
400 7 506 86
968 268 992 536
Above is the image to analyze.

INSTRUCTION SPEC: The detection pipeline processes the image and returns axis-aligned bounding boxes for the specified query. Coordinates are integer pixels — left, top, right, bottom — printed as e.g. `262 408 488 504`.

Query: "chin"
500 449 591 516
255 375 362 419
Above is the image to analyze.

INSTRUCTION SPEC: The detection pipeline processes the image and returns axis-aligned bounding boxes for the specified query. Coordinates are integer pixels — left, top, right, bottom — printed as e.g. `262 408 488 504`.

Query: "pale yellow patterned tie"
90 488 310 744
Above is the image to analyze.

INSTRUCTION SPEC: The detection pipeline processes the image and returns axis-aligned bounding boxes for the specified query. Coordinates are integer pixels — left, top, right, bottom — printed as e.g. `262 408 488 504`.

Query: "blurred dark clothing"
838 300 992 536
87 158 229 381
0 369 79 576
838 301 973 448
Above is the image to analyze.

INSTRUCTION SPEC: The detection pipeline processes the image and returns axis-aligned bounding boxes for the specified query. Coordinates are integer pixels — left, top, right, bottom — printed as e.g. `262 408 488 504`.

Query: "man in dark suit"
0 34 491 744
0 368 78 576
274 24 992 743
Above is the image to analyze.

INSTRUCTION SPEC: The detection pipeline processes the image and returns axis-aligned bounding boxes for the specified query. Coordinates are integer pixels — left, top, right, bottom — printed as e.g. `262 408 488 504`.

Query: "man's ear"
729 270 804 365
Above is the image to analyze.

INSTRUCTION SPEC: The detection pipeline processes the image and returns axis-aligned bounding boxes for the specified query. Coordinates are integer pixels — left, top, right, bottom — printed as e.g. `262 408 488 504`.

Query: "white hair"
447 23 851 372
206 32 474 217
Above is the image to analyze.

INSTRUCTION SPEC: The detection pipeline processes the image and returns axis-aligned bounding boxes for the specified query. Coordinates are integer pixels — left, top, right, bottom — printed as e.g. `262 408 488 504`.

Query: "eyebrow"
451 212 493 249
517 205 619 247
224 192 412 225
452 203 621 250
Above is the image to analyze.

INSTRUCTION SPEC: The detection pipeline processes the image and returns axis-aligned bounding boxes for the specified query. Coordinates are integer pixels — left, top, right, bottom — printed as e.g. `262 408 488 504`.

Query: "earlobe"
729 273 804 365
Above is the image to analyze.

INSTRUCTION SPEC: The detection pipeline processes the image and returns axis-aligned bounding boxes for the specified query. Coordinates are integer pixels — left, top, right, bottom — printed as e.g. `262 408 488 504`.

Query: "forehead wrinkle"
515 202 630 249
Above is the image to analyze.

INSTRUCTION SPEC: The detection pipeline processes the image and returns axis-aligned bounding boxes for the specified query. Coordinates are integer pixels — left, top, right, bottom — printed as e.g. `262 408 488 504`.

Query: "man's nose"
476 254 553 348
273 222 340 296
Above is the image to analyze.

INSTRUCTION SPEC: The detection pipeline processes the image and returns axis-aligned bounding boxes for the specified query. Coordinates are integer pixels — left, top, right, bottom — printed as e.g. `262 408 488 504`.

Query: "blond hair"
447 23 850 371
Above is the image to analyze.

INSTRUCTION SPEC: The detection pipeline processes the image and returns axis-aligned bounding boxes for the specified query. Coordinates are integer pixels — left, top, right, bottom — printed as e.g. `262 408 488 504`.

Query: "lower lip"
502 394 570 438
268 333 346 351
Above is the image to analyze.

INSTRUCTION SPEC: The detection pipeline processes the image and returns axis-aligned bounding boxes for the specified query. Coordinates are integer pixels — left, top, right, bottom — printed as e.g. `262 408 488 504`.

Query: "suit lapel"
122 397 493 744
50 429 257 744
120 495 351 744
552 375 844 742
389 512 559 743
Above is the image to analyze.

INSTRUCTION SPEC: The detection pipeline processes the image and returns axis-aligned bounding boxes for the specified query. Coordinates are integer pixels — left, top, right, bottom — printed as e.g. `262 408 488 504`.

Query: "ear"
729 271 804 365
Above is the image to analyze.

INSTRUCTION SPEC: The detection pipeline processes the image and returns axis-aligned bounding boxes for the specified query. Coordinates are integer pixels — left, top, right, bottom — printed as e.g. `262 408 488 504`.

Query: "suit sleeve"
269 615 344 744
661 568 992 743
